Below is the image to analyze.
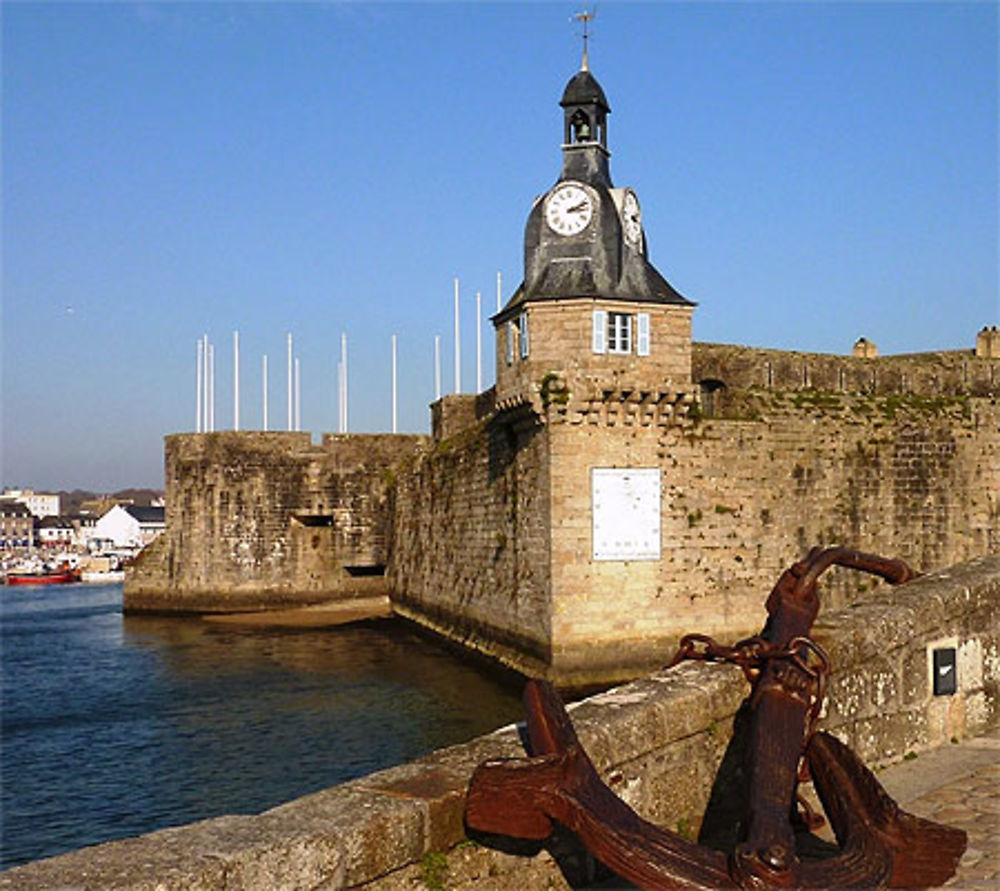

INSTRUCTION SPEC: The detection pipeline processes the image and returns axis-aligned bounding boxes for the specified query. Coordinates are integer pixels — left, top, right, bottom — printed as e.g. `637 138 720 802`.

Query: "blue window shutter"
592 310 607 354
637 313 651 356
519 313 530 358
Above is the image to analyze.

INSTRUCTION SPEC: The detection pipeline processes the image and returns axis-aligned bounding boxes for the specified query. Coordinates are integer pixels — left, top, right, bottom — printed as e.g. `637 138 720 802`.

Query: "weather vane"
573 6 596 71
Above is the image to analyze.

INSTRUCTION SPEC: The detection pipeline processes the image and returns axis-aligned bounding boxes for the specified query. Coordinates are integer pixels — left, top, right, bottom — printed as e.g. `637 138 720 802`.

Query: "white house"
37 516 75 548
94 505 166 549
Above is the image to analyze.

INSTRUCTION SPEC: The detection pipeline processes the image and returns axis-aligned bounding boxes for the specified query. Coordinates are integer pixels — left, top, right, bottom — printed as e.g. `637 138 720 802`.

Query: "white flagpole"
286 333 293 431
476 291 482 394
295 357 301 431
262 354 268 431
233 330 240 431
391 334 398 434
434 335 441 401
341 333 348 433
337 361 343 433
196 339 203 433
497 270 502 313
202 334 210 432
453 277 461 394
208 342 215 432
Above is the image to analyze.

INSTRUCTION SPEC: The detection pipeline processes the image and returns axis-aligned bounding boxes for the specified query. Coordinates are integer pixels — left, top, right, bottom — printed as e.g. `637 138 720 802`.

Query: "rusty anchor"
465 547 967 889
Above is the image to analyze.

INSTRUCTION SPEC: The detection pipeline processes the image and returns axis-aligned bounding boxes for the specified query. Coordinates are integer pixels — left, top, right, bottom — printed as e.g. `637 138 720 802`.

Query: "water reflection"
1 585 523 868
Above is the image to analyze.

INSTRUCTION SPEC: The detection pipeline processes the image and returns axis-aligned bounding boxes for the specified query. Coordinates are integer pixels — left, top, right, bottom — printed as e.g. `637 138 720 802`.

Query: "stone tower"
478 61 702 685
493 60 695 409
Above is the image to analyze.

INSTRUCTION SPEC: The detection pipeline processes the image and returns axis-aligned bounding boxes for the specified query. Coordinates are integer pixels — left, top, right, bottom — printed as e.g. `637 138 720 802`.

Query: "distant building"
2 488 61 519
95 505 166 549
0 500 34 549
37 516 75 548
69 514 100 550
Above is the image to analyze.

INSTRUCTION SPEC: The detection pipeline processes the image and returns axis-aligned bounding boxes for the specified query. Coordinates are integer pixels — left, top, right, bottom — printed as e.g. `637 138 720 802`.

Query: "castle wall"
129 390 998 685
693 342 1000 399
371 383 999 686
126 432 426 613
537 392 998 685
388 415 554 677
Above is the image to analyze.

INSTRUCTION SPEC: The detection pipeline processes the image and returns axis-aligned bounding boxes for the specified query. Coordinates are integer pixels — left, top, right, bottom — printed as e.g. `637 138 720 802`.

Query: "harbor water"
0 583 523 869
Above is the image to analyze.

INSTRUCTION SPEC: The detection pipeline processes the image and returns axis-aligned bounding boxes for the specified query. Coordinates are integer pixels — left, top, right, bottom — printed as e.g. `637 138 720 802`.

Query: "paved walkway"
876 726 1000 889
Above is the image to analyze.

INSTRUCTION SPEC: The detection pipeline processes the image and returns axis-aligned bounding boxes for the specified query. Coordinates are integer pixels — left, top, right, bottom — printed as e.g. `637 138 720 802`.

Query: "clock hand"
567 202 588 214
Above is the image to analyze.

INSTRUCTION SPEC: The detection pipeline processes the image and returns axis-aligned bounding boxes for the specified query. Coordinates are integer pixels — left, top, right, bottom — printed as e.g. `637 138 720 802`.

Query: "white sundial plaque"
591 467 662 561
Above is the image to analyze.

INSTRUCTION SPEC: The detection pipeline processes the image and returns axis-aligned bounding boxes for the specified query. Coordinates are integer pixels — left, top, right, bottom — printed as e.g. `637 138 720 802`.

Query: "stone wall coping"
5 555 998 890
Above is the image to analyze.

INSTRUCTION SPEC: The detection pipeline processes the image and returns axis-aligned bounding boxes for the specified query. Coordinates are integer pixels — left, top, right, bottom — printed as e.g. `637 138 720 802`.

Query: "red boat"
4 566 81 586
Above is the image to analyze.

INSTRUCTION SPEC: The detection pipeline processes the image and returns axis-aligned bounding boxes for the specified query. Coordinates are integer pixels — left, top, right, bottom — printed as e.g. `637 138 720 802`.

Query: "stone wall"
496 299 694 407
9 555 998 890
389 414 555 678
126 432 426 613
396 387 999 686
693 342 1000 399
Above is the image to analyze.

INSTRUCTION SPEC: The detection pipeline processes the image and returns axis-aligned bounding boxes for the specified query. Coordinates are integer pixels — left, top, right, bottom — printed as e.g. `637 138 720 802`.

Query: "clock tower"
493 58 695 408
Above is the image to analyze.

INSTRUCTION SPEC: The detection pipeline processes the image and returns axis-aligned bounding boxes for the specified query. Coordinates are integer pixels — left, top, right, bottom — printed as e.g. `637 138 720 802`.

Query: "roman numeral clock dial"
545 183 594 236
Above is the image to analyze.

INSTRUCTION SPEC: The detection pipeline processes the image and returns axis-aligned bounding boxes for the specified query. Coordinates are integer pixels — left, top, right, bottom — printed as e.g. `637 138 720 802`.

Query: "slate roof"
0 499 32 518
124 505 165 524
560 69 610 111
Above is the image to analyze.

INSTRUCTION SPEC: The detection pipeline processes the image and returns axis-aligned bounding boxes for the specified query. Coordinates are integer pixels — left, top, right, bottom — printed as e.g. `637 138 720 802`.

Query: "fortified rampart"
390 410 555 678
388 376 999 686
126 343 1000 685
127 432 427 613
14 555 1000 889
692 341 999 407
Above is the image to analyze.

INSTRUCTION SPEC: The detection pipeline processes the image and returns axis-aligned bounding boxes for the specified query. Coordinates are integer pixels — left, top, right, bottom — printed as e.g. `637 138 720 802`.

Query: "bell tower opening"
570 109 592 143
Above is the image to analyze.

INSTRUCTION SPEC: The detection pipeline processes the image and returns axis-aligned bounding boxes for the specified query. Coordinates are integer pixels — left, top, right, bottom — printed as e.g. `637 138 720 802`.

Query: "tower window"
506 321 515 365
608 312 632 354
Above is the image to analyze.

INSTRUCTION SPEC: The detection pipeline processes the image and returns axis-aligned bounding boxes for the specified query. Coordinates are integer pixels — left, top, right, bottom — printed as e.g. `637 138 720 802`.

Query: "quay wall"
126 432 427 613
9 555 999 890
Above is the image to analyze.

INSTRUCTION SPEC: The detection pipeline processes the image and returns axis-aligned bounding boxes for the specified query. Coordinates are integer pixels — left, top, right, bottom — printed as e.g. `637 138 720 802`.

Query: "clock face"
622 190 642 247
545 183 594 236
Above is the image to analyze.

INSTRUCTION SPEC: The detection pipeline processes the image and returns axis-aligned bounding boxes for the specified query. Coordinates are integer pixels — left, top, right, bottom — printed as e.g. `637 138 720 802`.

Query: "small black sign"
933 647 957 696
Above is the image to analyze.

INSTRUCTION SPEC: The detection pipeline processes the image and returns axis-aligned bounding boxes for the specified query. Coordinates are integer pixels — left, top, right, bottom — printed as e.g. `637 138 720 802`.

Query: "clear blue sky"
3 2 997 491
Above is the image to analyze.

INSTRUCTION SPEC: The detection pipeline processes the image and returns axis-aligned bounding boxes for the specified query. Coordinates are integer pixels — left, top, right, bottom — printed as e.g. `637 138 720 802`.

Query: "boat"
5 566 81 586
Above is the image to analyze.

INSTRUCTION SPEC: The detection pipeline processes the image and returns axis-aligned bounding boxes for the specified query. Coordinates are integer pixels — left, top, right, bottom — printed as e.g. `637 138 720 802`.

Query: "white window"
637 312 651 356
608 312 632 354
592 310 607 354
506 321 515 365
518 312 530 359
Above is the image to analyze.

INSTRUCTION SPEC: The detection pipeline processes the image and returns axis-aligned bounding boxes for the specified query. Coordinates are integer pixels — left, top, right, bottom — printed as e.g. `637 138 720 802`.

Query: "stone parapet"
8 555 998 889
693 341 1000 398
